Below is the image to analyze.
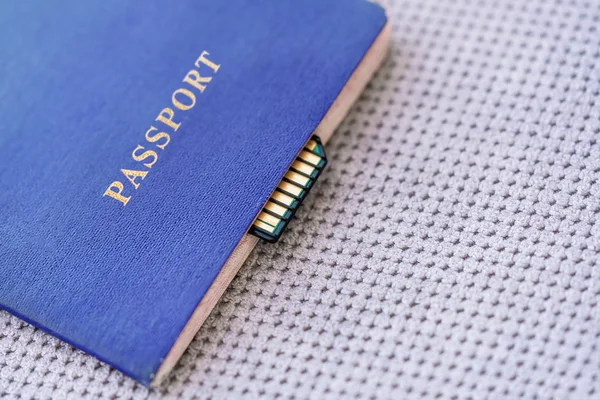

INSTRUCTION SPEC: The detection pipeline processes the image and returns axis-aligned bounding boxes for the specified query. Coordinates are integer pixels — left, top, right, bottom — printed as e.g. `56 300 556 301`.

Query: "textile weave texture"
2 0 599 398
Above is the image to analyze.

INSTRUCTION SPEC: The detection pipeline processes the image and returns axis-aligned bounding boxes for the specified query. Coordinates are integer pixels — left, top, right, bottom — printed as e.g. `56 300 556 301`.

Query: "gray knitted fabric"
2 0 600 398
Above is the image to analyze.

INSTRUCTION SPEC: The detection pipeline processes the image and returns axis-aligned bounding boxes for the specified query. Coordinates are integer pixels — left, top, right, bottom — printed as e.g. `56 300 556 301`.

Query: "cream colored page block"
153 21 391 386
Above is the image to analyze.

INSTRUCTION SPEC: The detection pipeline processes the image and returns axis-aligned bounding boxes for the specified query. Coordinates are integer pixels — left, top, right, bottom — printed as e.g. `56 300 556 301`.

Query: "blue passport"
0 0 387 385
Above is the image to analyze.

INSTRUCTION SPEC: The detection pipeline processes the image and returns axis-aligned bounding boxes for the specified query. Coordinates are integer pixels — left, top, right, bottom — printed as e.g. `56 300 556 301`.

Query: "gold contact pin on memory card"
249 135 327 243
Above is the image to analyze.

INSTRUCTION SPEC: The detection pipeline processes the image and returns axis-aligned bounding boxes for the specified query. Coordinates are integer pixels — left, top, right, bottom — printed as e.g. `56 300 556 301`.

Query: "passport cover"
0 0 387 385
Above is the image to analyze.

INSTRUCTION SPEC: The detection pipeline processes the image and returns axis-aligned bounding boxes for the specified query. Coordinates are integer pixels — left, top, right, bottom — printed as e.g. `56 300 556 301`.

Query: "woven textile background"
2 0 600 398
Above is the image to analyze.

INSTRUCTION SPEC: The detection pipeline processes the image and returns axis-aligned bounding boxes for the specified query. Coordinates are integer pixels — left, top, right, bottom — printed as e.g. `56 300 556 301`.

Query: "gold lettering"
104 51 222 205
172 88 196 111
195 51 221 73
103 181 131 206
156 108 180 131
121 169 148 190
144 126 171 150
183 69 211 93
132 145 158 168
